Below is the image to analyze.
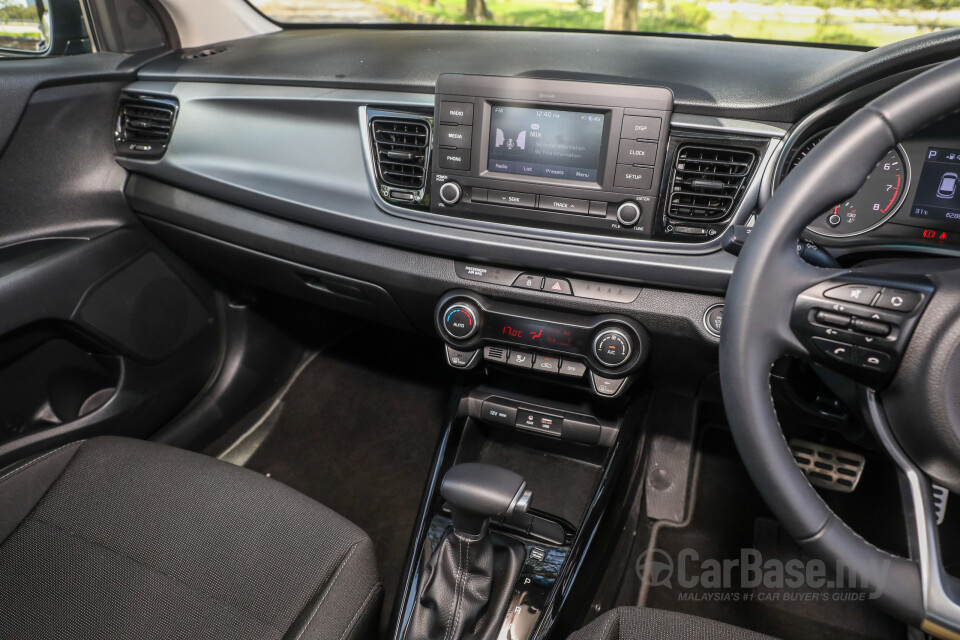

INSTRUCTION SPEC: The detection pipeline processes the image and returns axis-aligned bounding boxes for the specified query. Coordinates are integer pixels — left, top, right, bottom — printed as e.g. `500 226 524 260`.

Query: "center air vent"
668 145 757 223
369 113 431 206
115 94 178 159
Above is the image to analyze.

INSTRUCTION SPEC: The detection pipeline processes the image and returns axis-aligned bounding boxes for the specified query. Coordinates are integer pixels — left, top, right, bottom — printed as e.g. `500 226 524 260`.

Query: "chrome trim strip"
670 113 788 138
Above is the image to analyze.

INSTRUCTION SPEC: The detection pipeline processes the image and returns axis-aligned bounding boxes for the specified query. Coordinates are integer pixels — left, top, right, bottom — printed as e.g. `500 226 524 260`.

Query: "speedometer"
783 132 909 238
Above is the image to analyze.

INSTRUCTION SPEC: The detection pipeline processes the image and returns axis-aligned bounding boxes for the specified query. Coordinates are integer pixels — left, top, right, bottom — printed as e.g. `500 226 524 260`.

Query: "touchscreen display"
909 147 960 226
487 105 605 182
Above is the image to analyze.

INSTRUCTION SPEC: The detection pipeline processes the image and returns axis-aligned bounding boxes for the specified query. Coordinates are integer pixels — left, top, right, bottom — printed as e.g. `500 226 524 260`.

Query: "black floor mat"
642 428 906 640
242 330 451 632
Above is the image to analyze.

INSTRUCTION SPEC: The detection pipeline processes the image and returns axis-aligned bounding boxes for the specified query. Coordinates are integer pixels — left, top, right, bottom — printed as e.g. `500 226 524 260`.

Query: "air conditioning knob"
616 201 642 227
593 327 633 368
441 302 480 340
439 182 463 205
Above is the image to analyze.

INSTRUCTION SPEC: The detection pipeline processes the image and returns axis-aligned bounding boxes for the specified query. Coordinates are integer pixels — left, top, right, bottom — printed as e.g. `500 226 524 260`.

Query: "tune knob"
442 302 480 340
616 201 642 227
439 182 463 205
593 327 633 368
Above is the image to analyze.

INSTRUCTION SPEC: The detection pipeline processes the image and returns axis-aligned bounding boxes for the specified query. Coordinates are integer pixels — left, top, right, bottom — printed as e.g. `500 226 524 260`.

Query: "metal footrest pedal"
789 439 865 493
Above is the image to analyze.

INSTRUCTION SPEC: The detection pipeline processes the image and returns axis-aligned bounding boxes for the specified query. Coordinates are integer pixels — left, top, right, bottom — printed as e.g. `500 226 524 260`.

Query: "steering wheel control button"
445 346 480 369
850 317 891 337
558 359 587 378
593 329 633 367
439 181 463 205
483 346 509 363
875 289 921 312
442 302 479 339
513 274 544 290
855 347 892 372
507 350 534 370
543 277 572 295
590 372 626 397
616 201 642 227
823 284 881 305
811 337 856 364
814 310 851 330
703 304 724 337
533 354 560 374
480 399 517 427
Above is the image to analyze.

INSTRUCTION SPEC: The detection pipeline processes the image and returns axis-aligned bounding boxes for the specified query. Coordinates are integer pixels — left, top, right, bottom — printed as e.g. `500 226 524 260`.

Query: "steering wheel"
722 56 960 638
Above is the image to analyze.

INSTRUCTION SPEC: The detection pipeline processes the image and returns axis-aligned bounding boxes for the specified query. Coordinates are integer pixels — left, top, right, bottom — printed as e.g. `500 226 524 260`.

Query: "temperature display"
489 318 583 350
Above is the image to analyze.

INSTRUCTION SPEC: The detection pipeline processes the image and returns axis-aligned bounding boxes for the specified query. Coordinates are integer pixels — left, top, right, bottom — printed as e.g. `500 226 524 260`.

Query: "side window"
0 0 92 58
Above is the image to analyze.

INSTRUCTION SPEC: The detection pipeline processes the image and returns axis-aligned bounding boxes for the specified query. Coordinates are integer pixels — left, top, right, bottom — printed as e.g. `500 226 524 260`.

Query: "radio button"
488 190 536 208
617 140 658 165
614 164 654 190
438 124 472 148
538 196 590 215
621 116 661 141
438 147 471 171
439 101 473 125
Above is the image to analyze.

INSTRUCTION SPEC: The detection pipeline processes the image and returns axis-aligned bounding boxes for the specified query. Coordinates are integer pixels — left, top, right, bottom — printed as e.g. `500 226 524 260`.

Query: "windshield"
247 0 957 48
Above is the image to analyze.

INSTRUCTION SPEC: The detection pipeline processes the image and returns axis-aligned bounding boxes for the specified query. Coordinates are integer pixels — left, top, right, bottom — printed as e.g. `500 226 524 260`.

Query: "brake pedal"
932 484 949 525
789 440 865 493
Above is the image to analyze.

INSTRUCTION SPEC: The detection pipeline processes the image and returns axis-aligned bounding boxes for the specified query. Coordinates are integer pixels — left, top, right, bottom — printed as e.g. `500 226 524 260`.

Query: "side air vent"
115 94 178 159
368 112 432 206
668 145 757 223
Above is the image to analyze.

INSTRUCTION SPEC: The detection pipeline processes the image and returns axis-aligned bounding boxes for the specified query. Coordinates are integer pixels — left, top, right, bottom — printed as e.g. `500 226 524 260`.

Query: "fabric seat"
0 437 381 640
569 607 777 640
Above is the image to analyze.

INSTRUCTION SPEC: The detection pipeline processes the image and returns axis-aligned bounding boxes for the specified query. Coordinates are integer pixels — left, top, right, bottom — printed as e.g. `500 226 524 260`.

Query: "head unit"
430 74 674 239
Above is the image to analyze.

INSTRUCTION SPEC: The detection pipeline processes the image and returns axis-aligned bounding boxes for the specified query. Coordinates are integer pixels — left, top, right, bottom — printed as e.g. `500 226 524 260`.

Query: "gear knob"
440 463 532 536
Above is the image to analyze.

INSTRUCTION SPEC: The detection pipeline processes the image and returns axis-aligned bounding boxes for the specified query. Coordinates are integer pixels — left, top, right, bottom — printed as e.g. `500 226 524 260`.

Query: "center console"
430 74 674 239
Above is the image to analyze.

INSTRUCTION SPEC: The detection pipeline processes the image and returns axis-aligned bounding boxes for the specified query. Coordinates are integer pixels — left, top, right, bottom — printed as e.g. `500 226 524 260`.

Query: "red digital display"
491 318 579 350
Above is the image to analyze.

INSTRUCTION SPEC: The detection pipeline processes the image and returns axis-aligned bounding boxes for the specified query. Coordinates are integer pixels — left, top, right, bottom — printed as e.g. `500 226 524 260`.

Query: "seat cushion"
569 607 778 640
0 437 381 640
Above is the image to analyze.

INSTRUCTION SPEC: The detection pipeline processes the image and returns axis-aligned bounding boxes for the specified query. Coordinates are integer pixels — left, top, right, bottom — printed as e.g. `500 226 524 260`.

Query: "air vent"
370 115 431 204
668 145 757 223
115 94 178 158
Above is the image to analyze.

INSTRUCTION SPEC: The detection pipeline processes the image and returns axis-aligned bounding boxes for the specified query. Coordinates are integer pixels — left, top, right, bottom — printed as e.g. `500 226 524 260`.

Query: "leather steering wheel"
722 56 960 638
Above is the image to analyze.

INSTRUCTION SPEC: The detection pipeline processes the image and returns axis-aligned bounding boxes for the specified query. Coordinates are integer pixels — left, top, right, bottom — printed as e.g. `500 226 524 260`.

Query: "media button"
614 164 654 190
439 101 473 125
438 124 472 148
488 190 536 208
617 140 658 165
621 116 662 140
438 147 471 171
538 196 590 215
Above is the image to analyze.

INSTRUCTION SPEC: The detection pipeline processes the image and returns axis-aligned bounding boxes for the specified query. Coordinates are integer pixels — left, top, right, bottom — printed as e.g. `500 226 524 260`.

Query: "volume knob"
616 201 642 227
439 182 463 205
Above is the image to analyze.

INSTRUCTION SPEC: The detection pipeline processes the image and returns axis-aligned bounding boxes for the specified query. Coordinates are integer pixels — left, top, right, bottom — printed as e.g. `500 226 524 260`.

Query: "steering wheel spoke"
790 269 933 388
863 391 960 637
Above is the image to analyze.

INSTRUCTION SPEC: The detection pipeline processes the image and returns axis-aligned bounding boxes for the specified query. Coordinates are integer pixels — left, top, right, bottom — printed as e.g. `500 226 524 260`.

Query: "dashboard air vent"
370 116 431 198
115 94 178 158
668 145 757 223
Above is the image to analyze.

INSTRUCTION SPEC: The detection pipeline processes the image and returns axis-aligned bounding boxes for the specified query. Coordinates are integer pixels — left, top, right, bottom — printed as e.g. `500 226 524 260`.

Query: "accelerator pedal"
789 439 865 493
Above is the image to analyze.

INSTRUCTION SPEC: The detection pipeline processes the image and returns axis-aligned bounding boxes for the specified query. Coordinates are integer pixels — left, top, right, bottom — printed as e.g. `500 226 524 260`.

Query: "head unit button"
538 196 589 215
439 101 474 125
617 140 658 166
438 124 472 149
438 148 471 171
621 116 661 141
614 165 654 190
488 190 536 208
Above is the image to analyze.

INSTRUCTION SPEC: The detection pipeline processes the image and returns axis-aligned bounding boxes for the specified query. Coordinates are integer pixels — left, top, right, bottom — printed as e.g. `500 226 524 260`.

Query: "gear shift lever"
441 462 533 536
406 463 532 640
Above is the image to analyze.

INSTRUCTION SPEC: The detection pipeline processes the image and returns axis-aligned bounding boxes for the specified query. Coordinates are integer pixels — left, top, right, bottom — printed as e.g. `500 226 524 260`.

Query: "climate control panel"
435 291 649 397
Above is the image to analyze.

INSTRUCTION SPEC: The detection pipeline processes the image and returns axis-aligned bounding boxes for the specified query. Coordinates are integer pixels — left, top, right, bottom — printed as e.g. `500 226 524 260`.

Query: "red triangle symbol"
551 281 562 291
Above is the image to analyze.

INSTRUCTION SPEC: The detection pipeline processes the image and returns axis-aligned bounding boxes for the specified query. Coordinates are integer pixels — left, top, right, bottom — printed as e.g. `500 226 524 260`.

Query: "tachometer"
782 132 909 238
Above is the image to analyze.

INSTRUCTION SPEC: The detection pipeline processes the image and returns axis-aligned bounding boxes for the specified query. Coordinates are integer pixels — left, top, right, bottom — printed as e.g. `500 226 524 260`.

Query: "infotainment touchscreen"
486 105 605 183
